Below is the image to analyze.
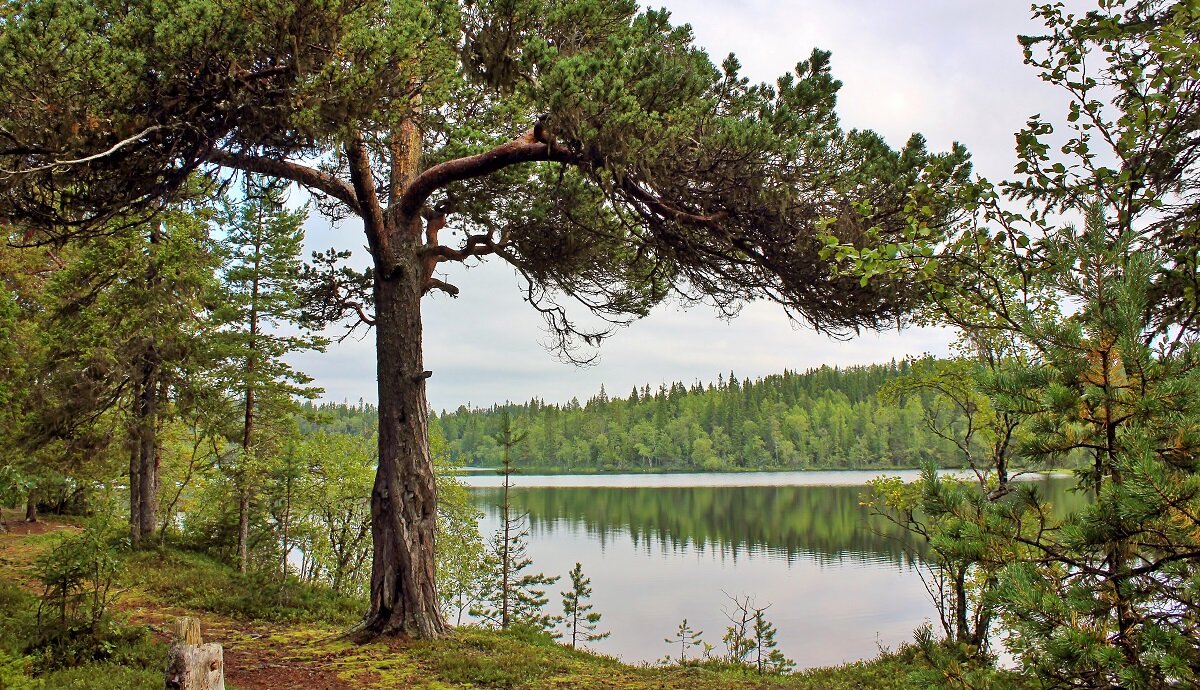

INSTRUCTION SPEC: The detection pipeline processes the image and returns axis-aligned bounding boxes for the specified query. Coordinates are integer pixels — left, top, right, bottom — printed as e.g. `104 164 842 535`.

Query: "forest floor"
0 511 1020 690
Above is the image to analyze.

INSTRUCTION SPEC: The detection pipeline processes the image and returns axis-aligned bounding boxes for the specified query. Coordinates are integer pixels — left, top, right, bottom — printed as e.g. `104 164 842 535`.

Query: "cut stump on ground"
166 616 226 690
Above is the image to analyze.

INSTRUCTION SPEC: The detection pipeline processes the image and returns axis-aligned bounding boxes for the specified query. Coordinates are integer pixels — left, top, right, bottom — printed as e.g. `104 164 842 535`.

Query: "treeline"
304 362 975 471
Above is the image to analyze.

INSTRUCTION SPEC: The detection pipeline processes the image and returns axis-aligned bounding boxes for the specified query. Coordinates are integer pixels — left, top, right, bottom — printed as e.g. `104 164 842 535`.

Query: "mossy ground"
0 511 1021 689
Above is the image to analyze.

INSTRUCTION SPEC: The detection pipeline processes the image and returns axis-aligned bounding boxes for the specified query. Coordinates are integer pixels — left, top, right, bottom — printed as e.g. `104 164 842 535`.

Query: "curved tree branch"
392 129 576 220
345 134 388 259
208 150 362 216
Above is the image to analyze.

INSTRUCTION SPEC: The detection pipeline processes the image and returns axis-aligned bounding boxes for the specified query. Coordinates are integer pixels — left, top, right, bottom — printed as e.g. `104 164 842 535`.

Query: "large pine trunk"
359 245 446 638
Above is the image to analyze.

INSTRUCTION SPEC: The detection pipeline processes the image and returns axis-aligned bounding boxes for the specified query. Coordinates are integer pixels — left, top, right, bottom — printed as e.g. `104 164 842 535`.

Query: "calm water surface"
462 470 1083 668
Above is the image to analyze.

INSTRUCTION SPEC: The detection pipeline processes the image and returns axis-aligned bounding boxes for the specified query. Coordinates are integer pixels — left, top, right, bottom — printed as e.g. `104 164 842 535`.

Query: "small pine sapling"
470 414 559 631
752 608 795 675
559 562 608 649
721 593 794 673
664 619 704 665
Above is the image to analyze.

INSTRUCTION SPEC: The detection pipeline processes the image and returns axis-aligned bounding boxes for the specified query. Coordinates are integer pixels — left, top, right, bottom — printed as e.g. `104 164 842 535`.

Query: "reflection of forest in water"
471 476 1086 568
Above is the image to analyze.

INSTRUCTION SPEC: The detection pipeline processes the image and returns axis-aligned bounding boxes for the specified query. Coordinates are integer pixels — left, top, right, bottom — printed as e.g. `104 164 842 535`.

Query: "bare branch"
425 278 460 297
0 126 166 176
421 233 502 263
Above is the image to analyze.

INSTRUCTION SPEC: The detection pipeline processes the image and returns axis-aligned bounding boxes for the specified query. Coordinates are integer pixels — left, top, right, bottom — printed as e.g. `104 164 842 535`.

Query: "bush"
0 648 37 690
127 547 364 625
34 516 125 632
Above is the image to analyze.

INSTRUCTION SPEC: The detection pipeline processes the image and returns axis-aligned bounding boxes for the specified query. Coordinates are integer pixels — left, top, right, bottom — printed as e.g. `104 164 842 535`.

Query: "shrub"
34 516 125 632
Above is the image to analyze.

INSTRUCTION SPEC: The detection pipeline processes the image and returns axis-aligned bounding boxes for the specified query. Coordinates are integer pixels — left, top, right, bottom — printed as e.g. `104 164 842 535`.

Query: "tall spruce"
0 0 972 638
216 176 324 573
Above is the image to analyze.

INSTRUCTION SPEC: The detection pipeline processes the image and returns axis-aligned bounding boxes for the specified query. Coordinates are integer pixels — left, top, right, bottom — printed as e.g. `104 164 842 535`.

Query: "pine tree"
663 619 704 665
471 414 558 631
823 2 1200 683
216 176 326 572
23 203 221 545
751 608 794 675
559 562 608 649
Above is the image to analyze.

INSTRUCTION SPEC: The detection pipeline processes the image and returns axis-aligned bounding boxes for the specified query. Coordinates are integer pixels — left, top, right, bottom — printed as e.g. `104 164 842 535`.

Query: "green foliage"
0 648 36 690
859 3 1200 687
0 545 165 686
717 594 793 674
473 415 559 631
0 0 974 640
663 618 705 665
126 547 363 625
473 524 560 632
559 562 607 649
431 424 487 622
210 176 327 572
289 432 374 596
308 363 984 472
36 663 163 690
34 516 124 632
751 609 794 675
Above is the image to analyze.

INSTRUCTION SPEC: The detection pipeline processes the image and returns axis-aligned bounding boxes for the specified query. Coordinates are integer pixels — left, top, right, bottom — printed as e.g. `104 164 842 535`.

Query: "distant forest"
302 362 975 471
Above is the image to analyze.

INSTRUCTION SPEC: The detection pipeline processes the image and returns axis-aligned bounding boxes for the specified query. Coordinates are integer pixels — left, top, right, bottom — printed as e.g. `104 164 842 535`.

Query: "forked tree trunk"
358 243 446 638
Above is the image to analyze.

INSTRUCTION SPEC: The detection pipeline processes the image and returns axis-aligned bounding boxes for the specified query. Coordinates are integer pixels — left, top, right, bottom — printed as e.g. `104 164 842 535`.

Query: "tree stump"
165 617 225 690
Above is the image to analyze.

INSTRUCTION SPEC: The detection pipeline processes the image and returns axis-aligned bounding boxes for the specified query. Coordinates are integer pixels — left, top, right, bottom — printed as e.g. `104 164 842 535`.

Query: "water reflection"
466 471 1084 668
473 484 925 567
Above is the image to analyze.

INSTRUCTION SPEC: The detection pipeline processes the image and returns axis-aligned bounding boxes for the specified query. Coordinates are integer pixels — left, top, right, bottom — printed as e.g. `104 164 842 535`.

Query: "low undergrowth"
125 546 364 626
0 514 1029 689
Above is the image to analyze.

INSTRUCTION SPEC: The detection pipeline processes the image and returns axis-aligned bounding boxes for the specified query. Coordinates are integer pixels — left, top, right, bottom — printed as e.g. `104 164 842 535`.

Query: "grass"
125 546 364 626
0 513 1028 689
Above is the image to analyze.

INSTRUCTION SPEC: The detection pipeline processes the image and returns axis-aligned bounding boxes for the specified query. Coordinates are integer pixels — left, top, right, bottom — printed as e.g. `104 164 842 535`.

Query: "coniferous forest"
309 363 981 472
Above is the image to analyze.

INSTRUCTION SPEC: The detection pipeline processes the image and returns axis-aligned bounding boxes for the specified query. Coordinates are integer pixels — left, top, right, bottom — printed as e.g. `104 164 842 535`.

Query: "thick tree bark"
24 491 37 522
358 240 447 638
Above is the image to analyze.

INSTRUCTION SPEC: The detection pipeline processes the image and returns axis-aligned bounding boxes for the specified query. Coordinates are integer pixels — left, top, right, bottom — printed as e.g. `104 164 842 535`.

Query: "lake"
462 470 1083 668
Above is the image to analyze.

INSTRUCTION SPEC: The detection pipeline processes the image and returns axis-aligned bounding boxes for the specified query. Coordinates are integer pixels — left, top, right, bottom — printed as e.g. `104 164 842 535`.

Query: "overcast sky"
291 1 1076 412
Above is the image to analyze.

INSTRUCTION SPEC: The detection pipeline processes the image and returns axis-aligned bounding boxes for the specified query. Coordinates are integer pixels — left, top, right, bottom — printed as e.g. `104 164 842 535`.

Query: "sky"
291 1 1077 412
